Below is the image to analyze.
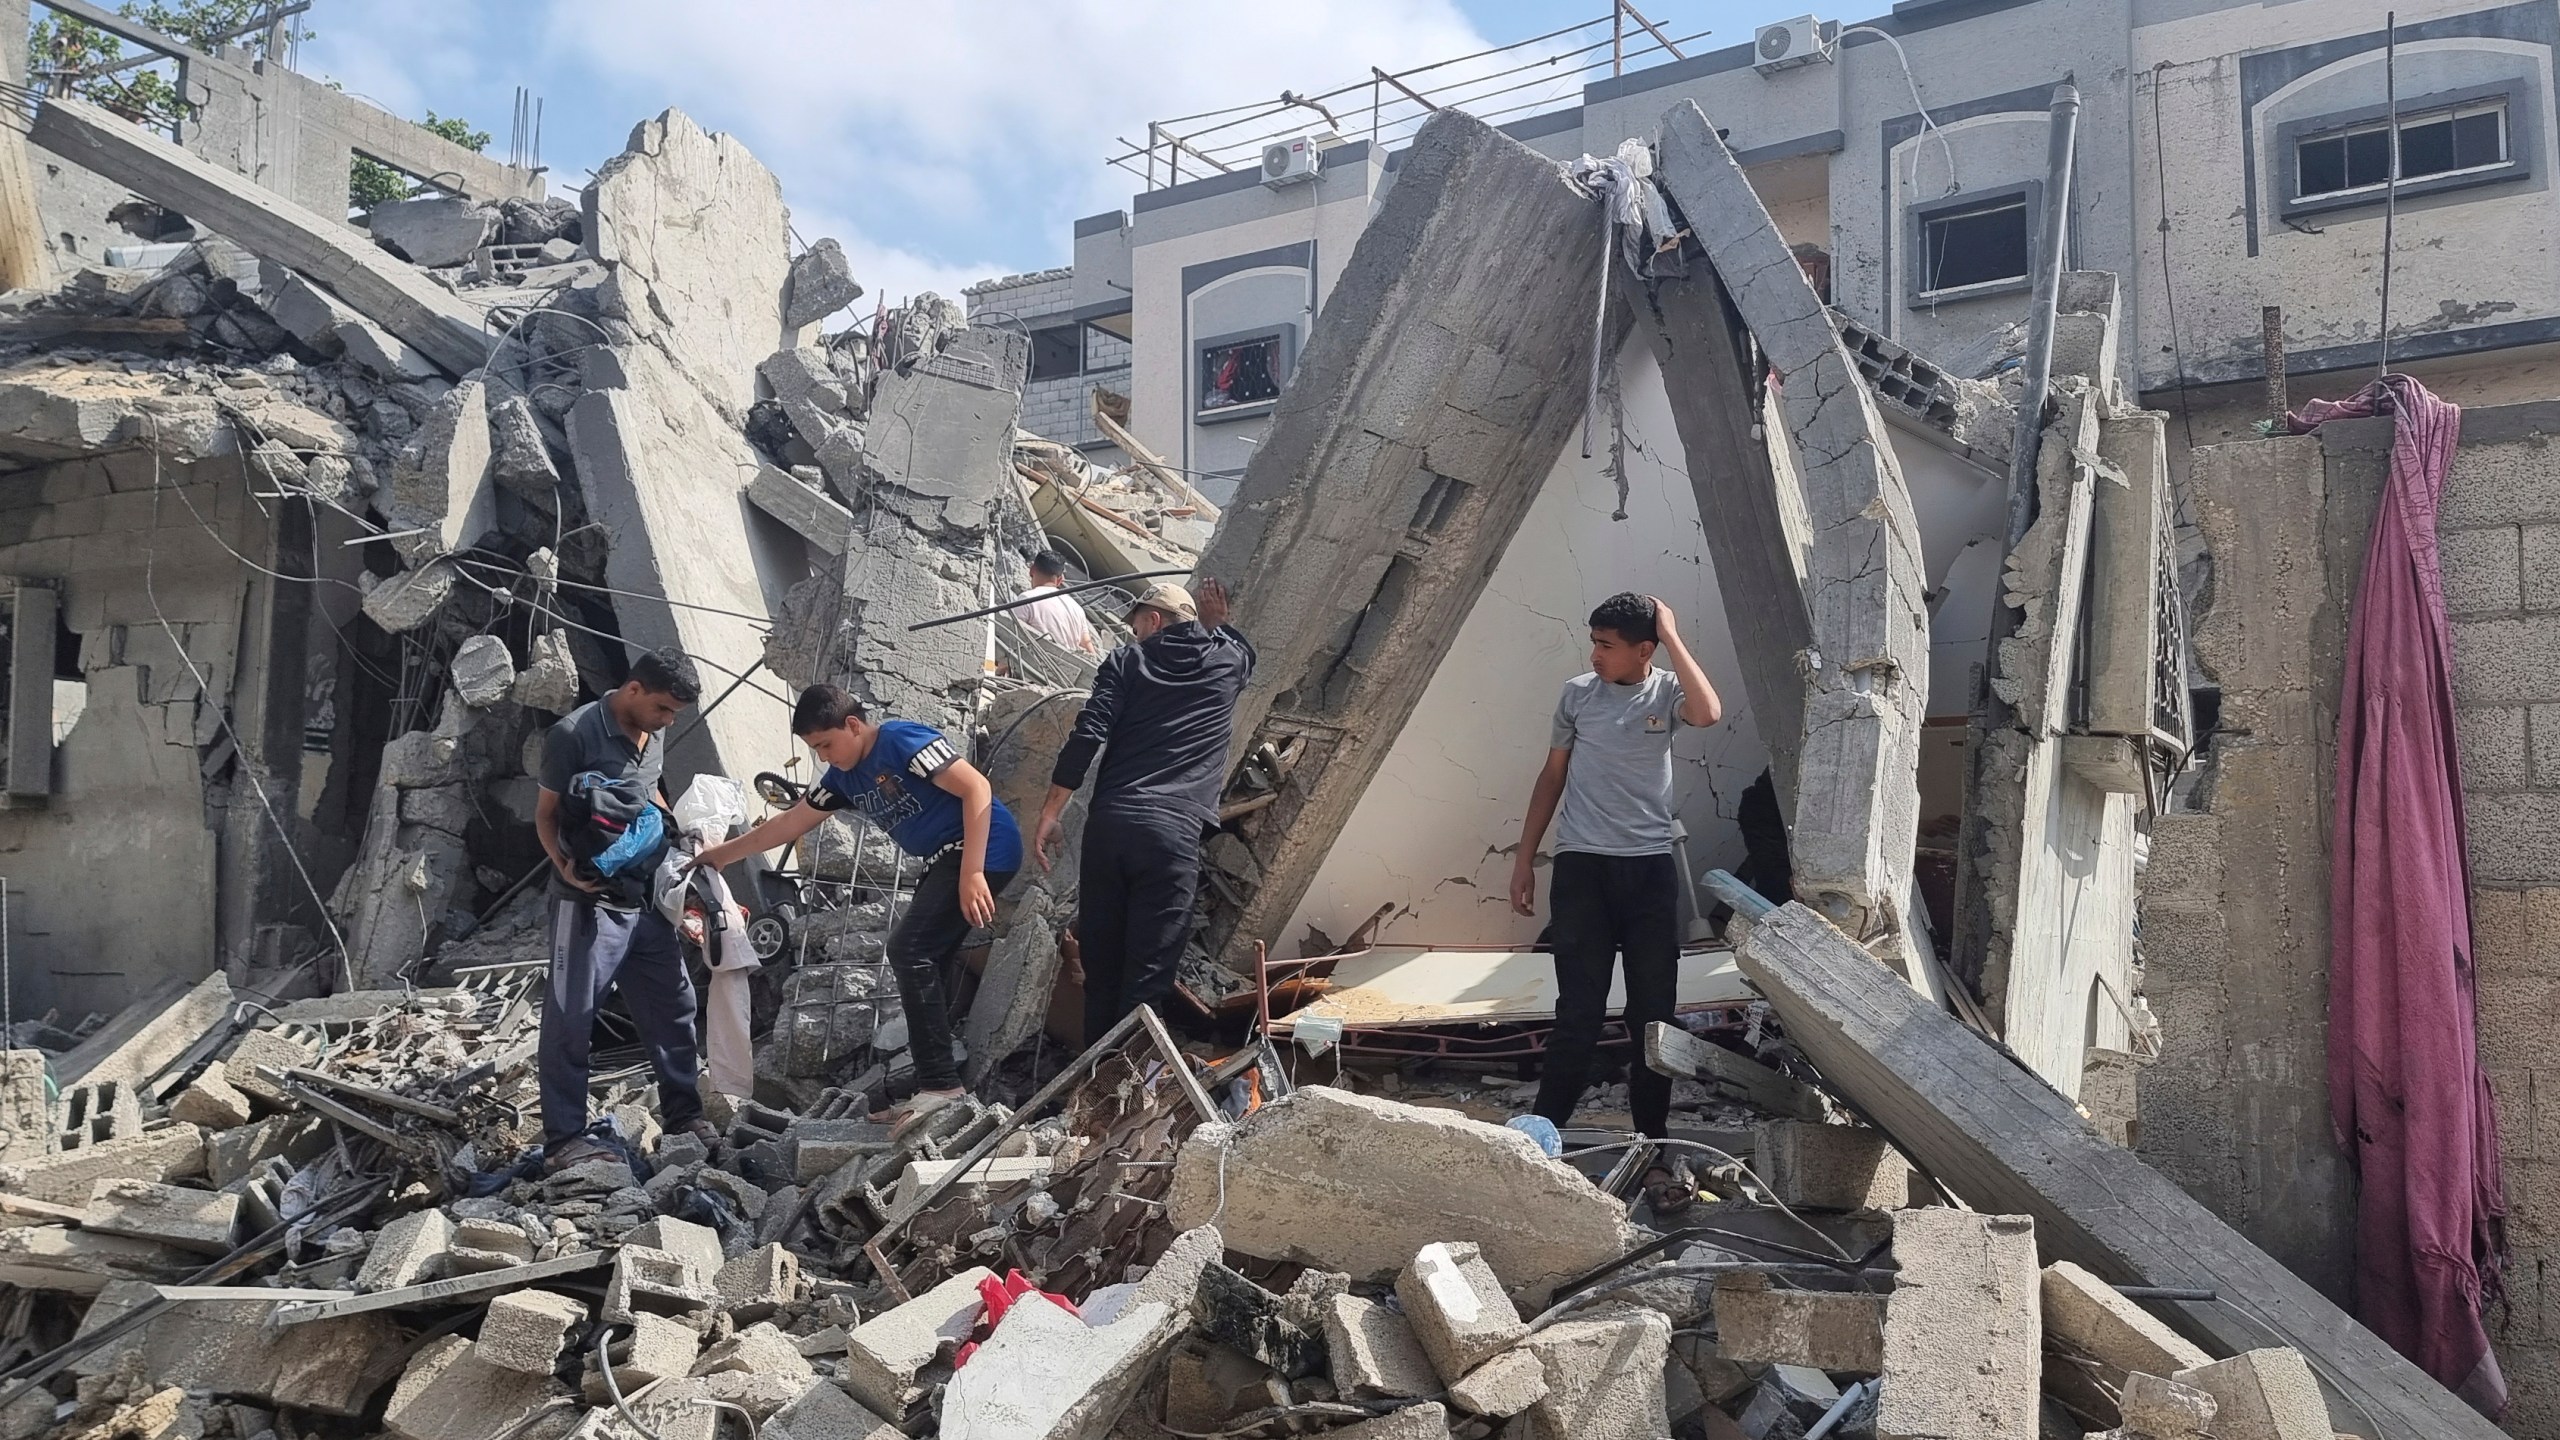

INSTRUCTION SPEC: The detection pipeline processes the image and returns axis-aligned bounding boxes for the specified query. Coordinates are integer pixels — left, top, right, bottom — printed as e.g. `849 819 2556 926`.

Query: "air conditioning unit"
1754 15 1833 73
1261 137 1324 188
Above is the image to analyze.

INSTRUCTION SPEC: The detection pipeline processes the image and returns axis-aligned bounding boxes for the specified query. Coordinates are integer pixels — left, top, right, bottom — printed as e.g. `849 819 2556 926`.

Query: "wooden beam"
1089 401 1221 522
1642 1021 1826 1122
1733 900 2504 1440
271 1251 607 1325
28 97 494 377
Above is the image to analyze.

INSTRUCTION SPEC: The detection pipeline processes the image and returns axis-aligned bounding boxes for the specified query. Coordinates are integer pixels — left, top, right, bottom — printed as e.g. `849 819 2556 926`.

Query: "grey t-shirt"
540 699 666 898
1549 668 1686 857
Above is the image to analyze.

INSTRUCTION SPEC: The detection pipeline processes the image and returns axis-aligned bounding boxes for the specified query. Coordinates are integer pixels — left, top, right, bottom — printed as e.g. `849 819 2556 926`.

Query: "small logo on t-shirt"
1643 713 1667 733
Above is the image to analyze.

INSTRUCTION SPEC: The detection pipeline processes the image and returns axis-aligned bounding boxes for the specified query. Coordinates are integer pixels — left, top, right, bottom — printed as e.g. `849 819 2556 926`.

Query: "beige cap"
1127 582 1198 622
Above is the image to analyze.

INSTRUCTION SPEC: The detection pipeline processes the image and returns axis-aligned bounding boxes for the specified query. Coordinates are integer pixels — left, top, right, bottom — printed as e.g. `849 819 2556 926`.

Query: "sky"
293 1 1817 307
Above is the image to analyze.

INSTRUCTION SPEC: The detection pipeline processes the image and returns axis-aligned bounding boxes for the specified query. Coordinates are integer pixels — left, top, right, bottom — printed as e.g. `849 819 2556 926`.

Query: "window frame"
2277 80 2532 221
1905 180 2042 306
1027 325 1083 383
1193 325 1296 424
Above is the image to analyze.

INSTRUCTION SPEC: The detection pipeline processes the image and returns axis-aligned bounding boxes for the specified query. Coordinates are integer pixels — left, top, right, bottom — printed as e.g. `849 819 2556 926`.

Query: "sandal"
1642 1159 1698 1217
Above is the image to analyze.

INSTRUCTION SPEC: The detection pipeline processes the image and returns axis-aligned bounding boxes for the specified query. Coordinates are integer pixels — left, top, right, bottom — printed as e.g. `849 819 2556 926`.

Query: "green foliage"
27 1 310 128
348 111 491 211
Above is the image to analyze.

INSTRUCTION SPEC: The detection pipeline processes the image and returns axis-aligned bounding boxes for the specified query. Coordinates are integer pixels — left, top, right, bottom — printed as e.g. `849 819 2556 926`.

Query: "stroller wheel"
747 913 790 961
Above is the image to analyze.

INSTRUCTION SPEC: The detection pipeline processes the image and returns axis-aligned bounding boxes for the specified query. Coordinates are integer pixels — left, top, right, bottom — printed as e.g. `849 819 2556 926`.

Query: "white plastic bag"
672 774 749 843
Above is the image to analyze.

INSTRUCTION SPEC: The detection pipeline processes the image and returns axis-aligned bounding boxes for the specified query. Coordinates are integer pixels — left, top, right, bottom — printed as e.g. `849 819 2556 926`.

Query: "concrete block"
80 1179 239 1255
207 1115 321 1188
765 1380 899 1440
450 635 515 708
68 1279 394 1413
784 239 863 329
936 1291 1184 1440
513 629 577 712
384 1334 559 1440
2524 524 2560 614
1877 1209 2040 1440
220 1030 316 1107
476 1289 586 1376
746 464 853 555
1168 1088 1635 1307
339 314 444 381
256 263 354 357
360 1208 455 1291
2171 1348 2330 1440
362 558 460 632
388 375 495 563
2442 526 2521 616
0 1226 194 1292
167 1067 251 1129
1711 1271 1884 1371
715 1243 800 1320
1397 1241 1526 1382
1447 1348 1547 1418
2462 705 2530 791
1755 1120 1911 1210
371 197 497 269
603 1243 717 1322
1514 1304 1672 1440
786 1119 898 1183
625 1217 724 1285
2041 1261 2210 1380
2117 1371 2218 1438
0 1052 49 1158
487 393 561 501
841 1265 994 1418
448 1217 538 1273
1316 1402 1453 1440
1323 1294 1438 1401
0 1125 205 1205
588 1312 699 1399
695 1323 813 1384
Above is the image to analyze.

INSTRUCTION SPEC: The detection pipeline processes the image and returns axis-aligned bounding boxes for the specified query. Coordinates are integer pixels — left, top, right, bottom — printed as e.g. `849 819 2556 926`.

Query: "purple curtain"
2295 373 2508 1417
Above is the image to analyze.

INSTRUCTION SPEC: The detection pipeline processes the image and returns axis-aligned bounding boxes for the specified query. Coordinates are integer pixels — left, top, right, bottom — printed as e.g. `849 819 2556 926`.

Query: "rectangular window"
1919 197 2031 296
2295 99 2510 201
1028 326 1081 382
1199 334 1286 412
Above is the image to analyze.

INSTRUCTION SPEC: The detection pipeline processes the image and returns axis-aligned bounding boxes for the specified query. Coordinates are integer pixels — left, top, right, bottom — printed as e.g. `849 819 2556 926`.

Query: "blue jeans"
541 898 703 1146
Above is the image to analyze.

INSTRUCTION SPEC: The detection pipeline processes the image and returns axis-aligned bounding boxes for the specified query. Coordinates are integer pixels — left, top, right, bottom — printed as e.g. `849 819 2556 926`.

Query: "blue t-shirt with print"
807 719 1023 873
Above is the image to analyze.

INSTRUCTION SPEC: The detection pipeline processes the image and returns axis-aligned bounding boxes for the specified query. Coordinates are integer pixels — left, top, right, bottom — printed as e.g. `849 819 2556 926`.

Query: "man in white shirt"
1013 551 1099 656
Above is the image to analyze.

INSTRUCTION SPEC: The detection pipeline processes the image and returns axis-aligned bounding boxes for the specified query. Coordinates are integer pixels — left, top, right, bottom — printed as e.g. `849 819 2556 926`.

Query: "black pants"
886 854 1017 1092
1535 850 1682 1139
1078 806 1203 1044
543 899 702 1146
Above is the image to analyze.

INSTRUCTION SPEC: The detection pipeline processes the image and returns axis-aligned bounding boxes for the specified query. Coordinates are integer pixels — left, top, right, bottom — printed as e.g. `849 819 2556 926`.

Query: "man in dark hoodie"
1035 578 1254 1040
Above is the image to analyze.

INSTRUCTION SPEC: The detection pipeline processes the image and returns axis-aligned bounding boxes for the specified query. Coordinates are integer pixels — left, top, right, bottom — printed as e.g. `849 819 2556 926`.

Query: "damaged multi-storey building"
0 0 2553 1436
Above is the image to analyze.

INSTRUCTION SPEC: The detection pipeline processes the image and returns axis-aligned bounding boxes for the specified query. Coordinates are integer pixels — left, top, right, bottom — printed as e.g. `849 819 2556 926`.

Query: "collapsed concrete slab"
1166 1086 1634 1307
784 239 863 330
29 98 494 376
71 1281 399 1415
1654 101 1930 954
1185 109 1625 970
369 197 496 270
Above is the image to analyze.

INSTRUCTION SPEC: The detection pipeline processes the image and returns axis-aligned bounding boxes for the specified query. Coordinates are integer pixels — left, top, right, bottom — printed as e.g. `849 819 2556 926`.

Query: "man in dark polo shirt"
532 646 711 1167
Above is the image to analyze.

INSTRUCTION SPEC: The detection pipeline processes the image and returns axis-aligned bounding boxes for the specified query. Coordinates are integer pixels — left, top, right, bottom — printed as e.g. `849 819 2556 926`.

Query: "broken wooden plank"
1642 1022 1826 1122
28 98 493 377
271 1250 607 1325
1732 900 2503 1440
0 1194 85 1227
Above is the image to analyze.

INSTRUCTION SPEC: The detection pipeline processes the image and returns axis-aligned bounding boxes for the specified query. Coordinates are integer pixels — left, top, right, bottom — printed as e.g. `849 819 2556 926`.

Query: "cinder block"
693 1322 812 1384
167 1068 252 1130
2466 792 2560 884
2460 705 2530 790
1513 1304 1670 1440
2441 526 2521 616
2171 1348 2331 1440
1754 1120 1912 1210
1877 1209 2040 1440
0 1126 206 1206
2522 524 2560 613
446 1217 536 1273
1396 1242 1526 1382
221 1031 317 1108
2040 1261 2212 1423
585 1311 698 1401
383 1335 556 1440
2118 1371 2218 1438
2453 615 2560 707
766 1379 899 1440
1446 1348 1546 1418
358 1208 454 1292
715 1243 800 1321
1322 1294 1438 1401
80 1179 239 1255
474 1289 584 1376
625 1217 723 1285
1711 1271 1884 1371
603 1243 716 1322
840 1265 994 1419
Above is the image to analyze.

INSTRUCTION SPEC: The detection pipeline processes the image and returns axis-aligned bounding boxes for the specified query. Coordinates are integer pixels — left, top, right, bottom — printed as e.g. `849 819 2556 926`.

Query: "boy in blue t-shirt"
692 685 1023 1128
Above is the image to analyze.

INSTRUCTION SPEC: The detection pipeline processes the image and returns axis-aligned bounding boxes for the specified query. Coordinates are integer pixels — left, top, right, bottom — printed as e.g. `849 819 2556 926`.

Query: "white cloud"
535 0 1499 282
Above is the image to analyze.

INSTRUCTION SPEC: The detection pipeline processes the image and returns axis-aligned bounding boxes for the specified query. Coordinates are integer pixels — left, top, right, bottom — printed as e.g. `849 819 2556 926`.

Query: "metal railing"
1107 3 1706 192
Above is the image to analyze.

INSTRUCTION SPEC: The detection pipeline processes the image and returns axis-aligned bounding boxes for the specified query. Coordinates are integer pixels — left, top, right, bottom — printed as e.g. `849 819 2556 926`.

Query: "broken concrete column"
2170 1349 2332 1440
475 1289 586 1376
384 1335 560 1440
1322 1294 1438 1401
1755 1119 1912 1210
79 1179 238 1255
1187 109 1623 970
1876 1209 2040 1440
387 374 496 565
450 635 516 708
1653 100 1929 952
369 196 497 269
359 1208 456 1291
1512 1304 1672 1440
784 239 863 330
1167 1087 1634 1307
1396 1242 1526 1381
840 1265 995 1420
1711 1272 1884 1372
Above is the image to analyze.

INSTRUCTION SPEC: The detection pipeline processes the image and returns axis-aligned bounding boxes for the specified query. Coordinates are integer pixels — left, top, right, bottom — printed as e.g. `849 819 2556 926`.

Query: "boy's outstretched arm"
690 798 829 875
1510 747 1573 917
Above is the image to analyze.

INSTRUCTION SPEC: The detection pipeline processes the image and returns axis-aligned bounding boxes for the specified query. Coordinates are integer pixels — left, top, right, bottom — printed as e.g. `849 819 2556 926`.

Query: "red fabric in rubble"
2296 373 2509 1417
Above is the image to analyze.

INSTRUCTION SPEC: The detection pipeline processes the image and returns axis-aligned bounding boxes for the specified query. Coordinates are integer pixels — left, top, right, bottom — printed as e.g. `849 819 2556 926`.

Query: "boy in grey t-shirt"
1509 592 1723 1156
